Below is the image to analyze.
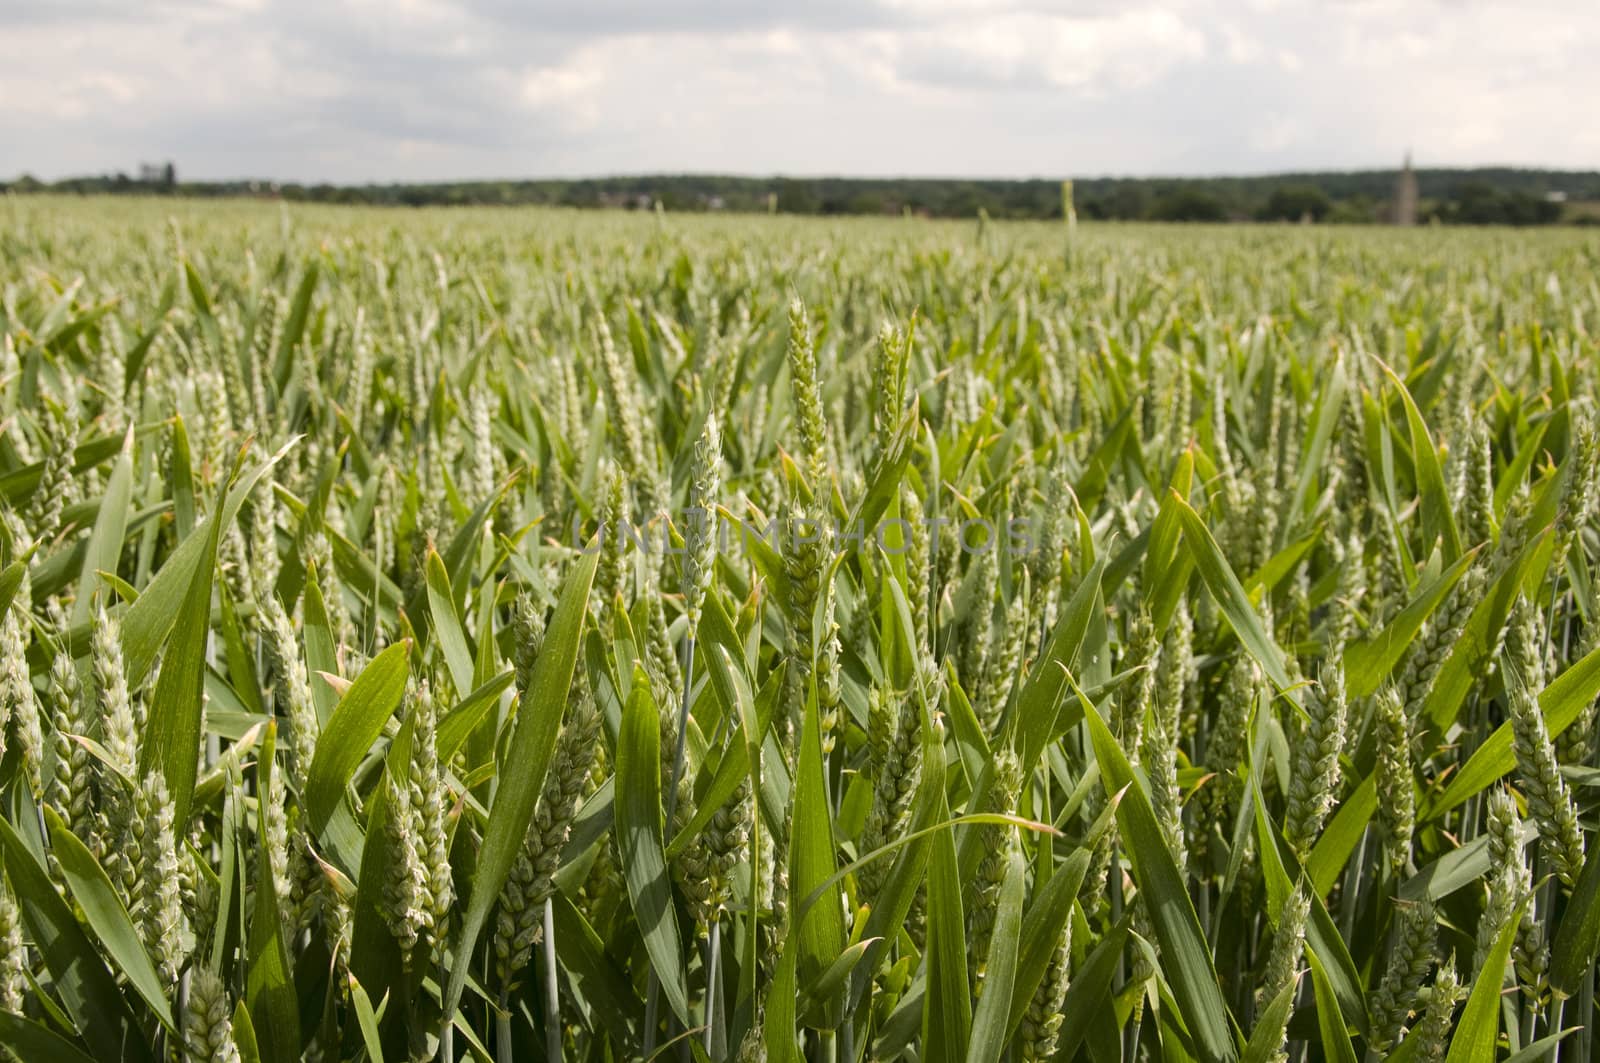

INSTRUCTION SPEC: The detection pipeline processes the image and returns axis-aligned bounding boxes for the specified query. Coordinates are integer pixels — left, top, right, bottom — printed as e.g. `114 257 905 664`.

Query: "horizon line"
11 162 1600 188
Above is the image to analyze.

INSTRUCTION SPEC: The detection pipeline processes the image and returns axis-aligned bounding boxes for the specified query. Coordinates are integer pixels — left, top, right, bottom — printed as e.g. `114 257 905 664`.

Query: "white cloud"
519 62 602 110
882 8 1207 94
1 0 1596 181
1251 114 1303 154
1221 25 1263 64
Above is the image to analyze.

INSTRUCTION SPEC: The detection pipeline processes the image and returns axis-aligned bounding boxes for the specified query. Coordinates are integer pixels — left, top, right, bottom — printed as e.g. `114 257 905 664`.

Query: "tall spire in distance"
1394 150 1419 226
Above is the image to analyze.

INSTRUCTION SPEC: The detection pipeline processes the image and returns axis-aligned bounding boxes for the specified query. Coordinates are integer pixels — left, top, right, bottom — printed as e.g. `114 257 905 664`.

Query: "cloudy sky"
3 0 1596 183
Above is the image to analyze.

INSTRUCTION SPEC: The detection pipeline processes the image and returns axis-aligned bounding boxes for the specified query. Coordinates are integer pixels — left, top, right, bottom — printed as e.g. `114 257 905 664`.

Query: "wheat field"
2 197 1600 1061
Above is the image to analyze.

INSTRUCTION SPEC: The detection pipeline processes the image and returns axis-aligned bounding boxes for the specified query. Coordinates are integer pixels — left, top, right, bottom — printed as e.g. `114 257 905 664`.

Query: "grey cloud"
467 0 899 35
3 0 1596 182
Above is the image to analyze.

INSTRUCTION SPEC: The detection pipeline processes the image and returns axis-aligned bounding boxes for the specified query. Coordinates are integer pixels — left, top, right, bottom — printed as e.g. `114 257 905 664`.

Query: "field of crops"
2 197 1600 1062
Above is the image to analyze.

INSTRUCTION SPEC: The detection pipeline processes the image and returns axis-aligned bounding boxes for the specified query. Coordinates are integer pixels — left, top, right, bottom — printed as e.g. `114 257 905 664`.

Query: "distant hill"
7 168 1598 225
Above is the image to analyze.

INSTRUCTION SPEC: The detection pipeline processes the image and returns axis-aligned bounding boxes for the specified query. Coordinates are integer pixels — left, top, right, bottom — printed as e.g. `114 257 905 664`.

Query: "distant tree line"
4 168 1595 225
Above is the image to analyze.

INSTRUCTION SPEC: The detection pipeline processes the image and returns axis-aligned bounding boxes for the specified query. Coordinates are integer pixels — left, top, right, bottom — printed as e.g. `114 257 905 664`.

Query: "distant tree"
656 188 691 212
1512 192 1562 225
1326 196 1377 224
846 192 885 214
1150 189 1226 222
772 179 818 214
1259 183 1332 222
1109 183 1151 220
1441 181 1562 226
1448 180 1503 223
560 184 600 208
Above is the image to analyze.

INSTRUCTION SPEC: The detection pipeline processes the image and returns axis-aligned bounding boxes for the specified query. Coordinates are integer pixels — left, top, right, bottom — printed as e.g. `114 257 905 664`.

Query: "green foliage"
0 198 1597 1060
1258 183 1334 222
